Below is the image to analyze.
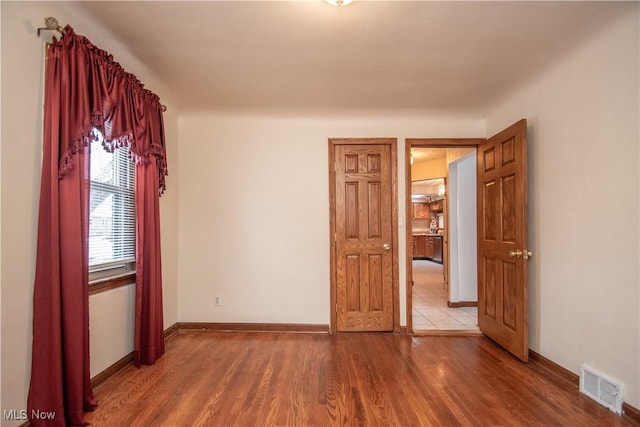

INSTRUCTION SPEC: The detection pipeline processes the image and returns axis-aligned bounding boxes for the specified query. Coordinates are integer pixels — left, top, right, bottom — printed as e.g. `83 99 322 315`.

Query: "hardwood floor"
84 331 639 426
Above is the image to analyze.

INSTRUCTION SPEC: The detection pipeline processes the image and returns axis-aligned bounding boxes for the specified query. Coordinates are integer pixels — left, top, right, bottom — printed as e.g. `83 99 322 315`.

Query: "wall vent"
579 364 623 415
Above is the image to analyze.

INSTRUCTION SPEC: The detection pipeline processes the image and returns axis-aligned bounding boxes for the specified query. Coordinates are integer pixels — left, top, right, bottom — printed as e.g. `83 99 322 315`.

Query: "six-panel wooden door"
332 142 395 331
477 119 529 361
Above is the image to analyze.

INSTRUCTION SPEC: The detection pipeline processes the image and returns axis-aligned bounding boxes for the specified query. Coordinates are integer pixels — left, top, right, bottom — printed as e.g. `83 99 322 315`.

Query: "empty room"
1 1 639 426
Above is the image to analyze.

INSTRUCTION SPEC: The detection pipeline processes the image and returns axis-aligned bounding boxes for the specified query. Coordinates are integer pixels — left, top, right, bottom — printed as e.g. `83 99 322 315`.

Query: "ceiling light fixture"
326 0 353 7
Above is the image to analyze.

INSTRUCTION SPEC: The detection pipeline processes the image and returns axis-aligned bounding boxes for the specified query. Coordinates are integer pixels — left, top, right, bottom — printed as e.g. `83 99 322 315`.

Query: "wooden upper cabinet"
430 200 444 212
413 203 430 219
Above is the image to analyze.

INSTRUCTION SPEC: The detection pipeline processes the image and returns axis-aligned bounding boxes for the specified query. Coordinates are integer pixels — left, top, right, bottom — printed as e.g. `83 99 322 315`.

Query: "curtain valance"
49 25 167 192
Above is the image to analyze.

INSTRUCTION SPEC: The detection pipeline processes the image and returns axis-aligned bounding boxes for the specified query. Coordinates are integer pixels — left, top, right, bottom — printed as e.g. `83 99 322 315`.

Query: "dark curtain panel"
134 97 166 366
28 26 167 426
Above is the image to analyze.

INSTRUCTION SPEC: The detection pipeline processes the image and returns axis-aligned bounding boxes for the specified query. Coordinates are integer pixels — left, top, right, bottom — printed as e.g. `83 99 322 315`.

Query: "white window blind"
89 130 136 277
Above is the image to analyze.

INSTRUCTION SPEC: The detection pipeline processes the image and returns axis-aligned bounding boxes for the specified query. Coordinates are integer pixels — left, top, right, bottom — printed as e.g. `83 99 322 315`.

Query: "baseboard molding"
176 322 330 333
91 324 181 387
91 352 135 388
529 350 579 385
624 404 640 424
447 301 477 308
529 350 640 423
164 323 180 340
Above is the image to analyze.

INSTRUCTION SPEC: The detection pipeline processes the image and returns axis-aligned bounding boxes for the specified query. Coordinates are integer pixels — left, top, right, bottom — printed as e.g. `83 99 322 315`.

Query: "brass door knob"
509 249 532 259
383 243 391 251
509 249 523 258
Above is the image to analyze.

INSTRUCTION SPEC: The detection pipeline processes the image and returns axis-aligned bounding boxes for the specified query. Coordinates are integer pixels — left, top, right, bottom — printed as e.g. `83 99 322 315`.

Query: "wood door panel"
501 174 517 242
344 254 360 311
333 143 394 332
367 154 381 172
502 261 518 331
501 137 516 165
477 119 529 361
345 155 358 173
368 182 382 238
368 254 383 311
483 181 497 241
345 183 359 239
483 147 496 172
482 257 498 320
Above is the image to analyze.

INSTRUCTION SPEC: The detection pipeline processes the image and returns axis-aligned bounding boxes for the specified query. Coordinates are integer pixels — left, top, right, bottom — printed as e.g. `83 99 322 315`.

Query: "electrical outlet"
214 295 222 306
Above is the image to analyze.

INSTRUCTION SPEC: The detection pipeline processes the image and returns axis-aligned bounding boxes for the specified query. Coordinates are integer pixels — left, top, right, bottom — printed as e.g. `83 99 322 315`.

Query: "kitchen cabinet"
412 234 443 263
425 236 434 258
429 200 444 212
412 203 430 219
412 235 426 257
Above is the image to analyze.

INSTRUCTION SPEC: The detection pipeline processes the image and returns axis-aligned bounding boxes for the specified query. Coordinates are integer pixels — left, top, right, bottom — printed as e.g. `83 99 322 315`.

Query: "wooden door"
477 119 529 361
331 141 395 331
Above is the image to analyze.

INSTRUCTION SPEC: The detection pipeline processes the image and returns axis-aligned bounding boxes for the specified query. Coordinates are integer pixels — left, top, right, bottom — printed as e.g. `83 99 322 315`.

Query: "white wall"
484 5 639 407
89 285 135 376
448 152 477 303
0 2 180 423
177 112 484 325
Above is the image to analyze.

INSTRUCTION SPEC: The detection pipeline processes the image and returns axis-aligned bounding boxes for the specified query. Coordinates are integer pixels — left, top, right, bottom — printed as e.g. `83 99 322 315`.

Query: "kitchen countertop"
412 233 443 237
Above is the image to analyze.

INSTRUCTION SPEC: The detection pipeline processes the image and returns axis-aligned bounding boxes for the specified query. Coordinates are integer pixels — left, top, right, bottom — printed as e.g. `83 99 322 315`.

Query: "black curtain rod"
36 17 168 113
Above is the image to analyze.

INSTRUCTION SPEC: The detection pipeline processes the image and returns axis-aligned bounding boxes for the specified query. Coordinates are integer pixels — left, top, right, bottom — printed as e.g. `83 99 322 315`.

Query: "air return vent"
579 364 623 415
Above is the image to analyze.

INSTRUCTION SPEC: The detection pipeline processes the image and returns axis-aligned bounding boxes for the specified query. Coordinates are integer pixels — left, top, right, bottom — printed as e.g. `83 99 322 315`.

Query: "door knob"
383 243 391 251
509 249 532 259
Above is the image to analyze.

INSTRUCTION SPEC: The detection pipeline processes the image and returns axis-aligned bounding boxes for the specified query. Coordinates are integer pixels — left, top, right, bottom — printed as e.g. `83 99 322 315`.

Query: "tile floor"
412 260 479 331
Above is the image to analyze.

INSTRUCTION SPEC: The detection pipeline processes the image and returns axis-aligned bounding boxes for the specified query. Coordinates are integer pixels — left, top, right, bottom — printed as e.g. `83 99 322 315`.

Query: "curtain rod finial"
45 17 60 30
37 17 65 37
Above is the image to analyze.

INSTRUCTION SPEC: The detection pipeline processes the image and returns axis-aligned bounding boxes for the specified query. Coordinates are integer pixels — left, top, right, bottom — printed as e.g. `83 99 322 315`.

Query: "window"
89 130 135 282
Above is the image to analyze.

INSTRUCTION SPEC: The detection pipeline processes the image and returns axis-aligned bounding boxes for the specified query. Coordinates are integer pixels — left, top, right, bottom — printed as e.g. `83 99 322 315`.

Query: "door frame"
329 138 400 333
405 138 485 334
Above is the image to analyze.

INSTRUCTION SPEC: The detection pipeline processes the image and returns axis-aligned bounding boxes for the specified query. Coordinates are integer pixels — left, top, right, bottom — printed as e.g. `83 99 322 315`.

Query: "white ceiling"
74 1 629 113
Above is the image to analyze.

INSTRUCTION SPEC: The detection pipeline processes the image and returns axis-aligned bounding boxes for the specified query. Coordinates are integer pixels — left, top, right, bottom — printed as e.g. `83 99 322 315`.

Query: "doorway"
405 138 485 335
408 143 482 333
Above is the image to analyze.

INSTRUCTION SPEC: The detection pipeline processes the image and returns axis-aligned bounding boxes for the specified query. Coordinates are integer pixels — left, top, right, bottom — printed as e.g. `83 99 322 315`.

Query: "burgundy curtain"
134 97 166 366
28 26 167 426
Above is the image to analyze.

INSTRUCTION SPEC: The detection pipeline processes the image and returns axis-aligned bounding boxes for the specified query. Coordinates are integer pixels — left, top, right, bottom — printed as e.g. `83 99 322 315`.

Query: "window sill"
89 272 136 296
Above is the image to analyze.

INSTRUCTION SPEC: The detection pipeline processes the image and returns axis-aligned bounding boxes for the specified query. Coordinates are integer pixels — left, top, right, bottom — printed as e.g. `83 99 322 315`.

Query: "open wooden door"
330 139 396 332
477 119 530 361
